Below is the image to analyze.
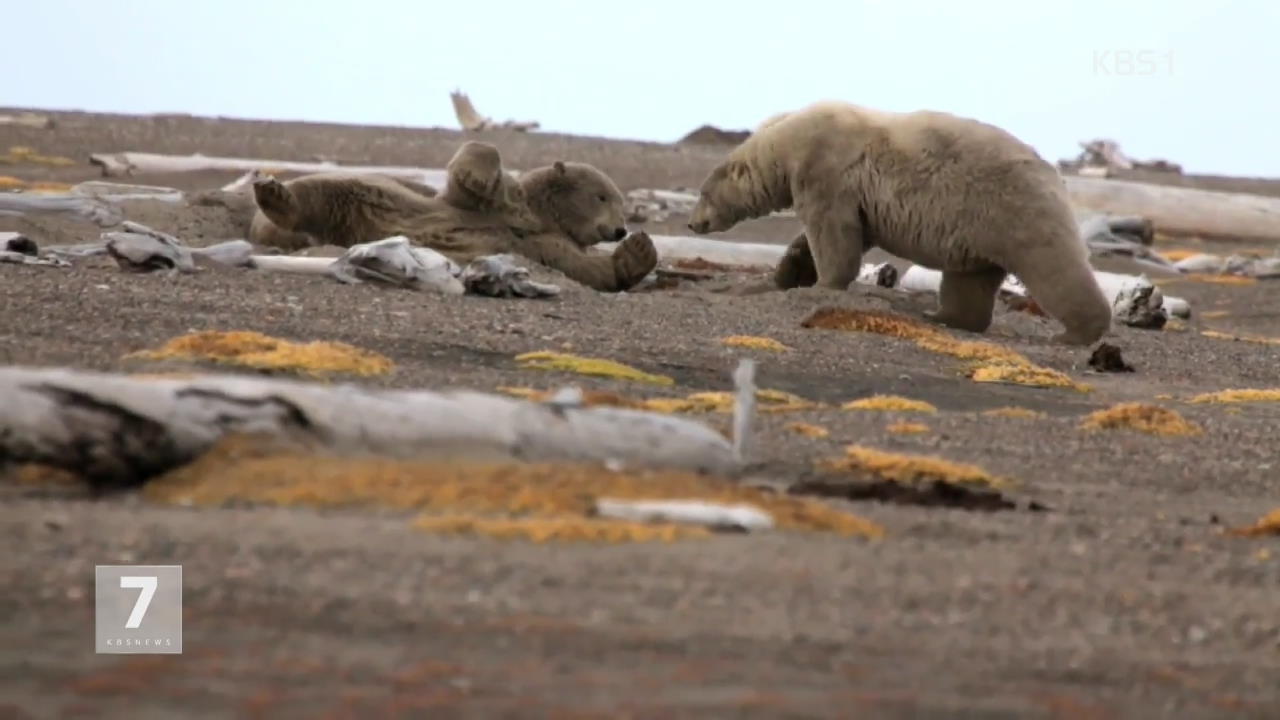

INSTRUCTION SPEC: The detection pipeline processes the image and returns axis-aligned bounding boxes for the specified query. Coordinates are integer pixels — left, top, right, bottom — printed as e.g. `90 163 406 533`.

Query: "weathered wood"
0 192 123 227
0 112 54 129
0 365 742 490
88 151 452 188
450 90 540 132
1065 176 1280 243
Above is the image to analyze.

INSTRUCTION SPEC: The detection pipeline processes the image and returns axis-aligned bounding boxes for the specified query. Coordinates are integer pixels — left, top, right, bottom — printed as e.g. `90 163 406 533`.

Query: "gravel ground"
2 109 1280 719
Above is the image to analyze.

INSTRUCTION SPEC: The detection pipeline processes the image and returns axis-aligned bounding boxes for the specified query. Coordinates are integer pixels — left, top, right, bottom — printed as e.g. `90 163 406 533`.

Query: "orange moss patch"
801 307 1088 391
1199 310 1231 319
969 363 1089 392
786 422 830 438
1158 248 1205 262
842 395 937 413
143 435 884 542
0 145 76 166
496 386 819 415
1188 388 1280 404
1225 508 1280 538
1181 274 1257 286
414 515 713 543
515 350 674 386
719 335 791 352
1079 403 1203 436
1201 330 1280 346
982 407 1046 420
125 330 392 378
819 445 1011 489
886 422 929 435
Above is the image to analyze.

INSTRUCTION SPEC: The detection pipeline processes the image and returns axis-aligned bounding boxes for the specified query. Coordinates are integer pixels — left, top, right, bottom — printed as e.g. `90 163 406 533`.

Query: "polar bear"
687 100 1112 345
250 142 657 292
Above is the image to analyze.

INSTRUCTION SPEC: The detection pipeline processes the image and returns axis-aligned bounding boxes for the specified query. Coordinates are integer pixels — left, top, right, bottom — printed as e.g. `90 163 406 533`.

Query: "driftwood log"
1066 176 1280 243
0 192 123 227
0 365 743 491
450 90 540 132
0 112 54 129
89 152 451 188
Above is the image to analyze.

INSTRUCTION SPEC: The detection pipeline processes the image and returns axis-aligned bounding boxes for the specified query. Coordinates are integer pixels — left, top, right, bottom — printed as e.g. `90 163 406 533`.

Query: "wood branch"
449 90 540 133
88 152 451 188
0 192 123 227
0 365 741 490
1064 176 1280 243
73 181 184 203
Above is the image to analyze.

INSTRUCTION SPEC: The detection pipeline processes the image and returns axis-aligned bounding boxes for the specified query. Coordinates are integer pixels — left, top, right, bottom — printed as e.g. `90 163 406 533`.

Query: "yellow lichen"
1199 310 1231 319
1226 508 1280 538
1078 403 1203 436
0 145 75 166
786 422 830 438
1201 330 1280 346
969 362 1089 392
1157 249 1204 262
842 395 937 413
125 330 393 378
982 407 1046 420
819 445 1011 489
886 422 930 435
143 434 885 542
414 515 712 543
1188 388 1280 404
719 335 791 352
515 350 674 386
800 307 1088 391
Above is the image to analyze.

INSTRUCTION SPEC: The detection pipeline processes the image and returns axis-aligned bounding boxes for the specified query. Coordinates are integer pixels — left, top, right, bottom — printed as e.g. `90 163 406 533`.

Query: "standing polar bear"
687 100 1112 345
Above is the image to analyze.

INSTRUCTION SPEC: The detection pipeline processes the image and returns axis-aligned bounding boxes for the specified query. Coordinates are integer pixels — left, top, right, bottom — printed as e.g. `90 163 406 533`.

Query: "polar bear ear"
554 160 567 175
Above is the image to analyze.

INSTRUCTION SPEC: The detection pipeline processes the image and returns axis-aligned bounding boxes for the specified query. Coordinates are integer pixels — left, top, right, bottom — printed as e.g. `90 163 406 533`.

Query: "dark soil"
3 108 1280 719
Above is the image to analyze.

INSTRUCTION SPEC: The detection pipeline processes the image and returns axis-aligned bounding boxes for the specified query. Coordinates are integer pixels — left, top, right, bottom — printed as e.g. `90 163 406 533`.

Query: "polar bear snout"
688 220 710 234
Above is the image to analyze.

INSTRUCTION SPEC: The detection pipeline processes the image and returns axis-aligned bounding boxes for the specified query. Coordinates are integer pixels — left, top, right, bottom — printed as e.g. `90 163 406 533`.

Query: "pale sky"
8 0 1278 176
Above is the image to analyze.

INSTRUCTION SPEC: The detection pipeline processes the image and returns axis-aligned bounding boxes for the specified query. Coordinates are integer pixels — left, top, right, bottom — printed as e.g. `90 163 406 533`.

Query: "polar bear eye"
597 194 608 203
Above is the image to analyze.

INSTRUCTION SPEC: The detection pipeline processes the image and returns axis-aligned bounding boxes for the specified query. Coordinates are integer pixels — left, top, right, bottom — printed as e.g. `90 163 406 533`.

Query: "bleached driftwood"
599 231 1192 320
450 90 540 133
1065 176 1280 243
0 112 54 129
593 498 774 532
0 192 123 227
0 364 742 490
73 181 184 204
89 151 451 188
1171 252 1280 279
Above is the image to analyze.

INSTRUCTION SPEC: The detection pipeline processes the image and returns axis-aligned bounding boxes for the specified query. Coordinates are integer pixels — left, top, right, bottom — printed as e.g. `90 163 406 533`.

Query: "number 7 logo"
120 576 158 629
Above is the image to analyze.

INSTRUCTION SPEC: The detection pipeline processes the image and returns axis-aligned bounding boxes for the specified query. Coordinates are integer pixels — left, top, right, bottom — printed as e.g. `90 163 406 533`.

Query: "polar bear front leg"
924 267 1007 333
774 232 818 289
805 209 865 290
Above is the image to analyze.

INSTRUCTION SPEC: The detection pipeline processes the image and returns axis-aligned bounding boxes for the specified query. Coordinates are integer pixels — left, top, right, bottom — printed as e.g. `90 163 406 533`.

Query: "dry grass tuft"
801 307 1088 391
982 407 1046 420
843 395 937 413
1188 388 1280 404
1079 403 1203 436
819 445 1010 489
785 422 830 438
719 335 791 352
886 422 930 435
126 330 392 378
515 350 674 386
0 145 76 166
1225 509 1280 538
143 435 884 542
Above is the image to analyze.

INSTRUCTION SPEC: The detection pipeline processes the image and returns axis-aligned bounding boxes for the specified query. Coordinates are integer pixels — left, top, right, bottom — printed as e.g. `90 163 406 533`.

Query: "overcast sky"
8 0 1276 176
